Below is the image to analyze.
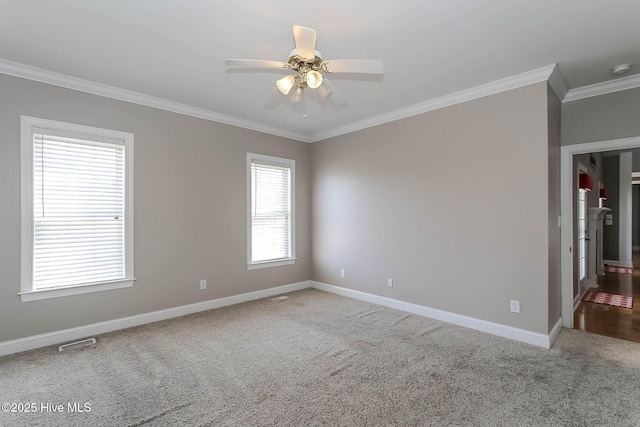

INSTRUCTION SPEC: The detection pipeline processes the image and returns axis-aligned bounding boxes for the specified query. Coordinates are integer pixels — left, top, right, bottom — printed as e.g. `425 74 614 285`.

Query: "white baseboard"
0 280 311 357
310 281 557 349
548 318 563 347
603 259 634 268
1 279 563 356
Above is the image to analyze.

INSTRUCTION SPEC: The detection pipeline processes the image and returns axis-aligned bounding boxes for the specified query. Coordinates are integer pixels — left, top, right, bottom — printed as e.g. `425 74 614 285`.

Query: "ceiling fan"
226 25 383 113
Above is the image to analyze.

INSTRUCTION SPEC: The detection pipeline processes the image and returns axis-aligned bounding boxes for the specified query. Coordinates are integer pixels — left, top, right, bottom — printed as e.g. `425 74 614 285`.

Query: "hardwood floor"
574 253 640 343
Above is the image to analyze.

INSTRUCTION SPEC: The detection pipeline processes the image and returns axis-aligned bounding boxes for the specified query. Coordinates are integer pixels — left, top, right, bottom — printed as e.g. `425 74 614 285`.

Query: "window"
247 153 295 269
20 116 134 301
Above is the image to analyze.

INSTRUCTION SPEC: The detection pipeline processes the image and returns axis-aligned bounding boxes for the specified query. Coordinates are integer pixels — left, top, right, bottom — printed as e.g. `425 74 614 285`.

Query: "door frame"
576 161 588 297
561 136 640 328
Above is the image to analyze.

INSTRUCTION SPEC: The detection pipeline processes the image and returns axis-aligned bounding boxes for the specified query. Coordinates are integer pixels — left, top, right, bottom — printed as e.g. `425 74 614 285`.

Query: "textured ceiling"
0 1 638 140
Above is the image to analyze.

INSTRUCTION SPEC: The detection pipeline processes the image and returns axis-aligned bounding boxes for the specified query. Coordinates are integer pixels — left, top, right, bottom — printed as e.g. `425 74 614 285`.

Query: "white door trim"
576 162 588 297
618 152 633 267
561 136 640 328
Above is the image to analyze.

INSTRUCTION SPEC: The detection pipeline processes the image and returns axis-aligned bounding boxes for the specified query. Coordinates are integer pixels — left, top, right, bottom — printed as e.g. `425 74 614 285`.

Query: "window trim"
20 116 135 302
246 152 296 270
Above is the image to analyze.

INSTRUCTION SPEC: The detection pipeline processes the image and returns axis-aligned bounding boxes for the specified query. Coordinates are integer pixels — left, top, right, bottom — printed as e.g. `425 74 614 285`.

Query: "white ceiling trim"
1 59 559 144
308 64 556 142
548 65 569 101
564 73 640 103
0 59 309 142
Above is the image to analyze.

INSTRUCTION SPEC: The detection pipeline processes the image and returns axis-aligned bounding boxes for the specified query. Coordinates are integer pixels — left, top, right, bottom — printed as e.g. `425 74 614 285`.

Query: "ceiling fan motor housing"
287 49 325 72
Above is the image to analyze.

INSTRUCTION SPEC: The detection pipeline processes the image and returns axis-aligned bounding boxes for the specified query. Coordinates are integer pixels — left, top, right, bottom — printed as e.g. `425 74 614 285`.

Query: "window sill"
247 258 296 270
19 278 136 302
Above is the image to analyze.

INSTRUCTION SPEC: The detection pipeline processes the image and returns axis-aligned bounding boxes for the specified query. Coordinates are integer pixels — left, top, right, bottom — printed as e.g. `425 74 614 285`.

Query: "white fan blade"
292 25 316 61
225 59 288 69
323 59 383 74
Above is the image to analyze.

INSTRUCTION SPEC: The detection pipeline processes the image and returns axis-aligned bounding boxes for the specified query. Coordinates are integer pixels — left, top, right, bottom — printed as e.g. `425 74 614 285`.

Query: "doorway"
561 136 640 340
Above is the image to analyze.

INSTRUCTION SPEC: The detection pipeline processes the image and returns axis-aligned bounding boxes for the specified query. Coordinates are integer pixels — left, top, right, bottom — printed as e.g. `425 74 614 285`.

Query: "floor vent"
271 296 289 301
58 338 97 352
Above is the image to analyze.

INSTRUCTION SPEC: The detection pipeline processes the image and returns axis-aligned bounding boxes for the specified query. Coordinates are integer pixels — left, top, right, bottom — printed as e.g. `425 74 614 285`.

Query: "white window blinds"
32 130 126 289
250 159 292 263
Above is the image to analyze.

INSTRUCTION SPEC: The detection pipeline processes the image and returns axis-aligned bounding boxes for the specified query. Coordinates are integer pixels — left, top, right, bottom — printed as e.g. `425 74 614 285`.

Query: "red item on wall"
599 187 607 200
579 173 593 191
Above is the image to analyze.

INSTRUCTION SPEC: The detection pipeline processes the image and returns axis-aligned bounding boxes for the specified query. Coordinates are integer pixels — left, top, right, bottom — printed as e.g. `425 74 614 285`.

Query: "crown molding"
548 64 569 101
0 59 310 143
1 59 560 144
308 64 556 142
564 73 640 103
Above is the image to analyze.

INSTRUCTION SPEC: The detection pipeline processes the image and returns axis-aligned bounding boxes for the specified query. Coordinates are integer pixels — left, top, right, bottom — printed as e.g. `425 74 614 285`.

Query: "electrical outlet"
340 269 345 278
510 300 520 313
387 278 393 287
200 279 207 290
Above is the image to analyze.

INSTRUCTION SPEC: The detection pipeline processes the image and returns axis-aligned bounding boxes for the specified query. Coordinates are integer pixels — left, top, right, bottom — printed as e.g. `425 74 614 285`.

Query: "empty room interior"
1 2 640 426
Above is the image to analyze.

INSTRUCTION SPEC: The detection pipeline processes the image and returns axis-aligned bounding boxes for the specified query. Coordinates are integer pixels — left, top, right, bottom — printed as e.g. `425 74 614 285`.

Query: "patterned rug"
604 266 633 274
583 290 633 309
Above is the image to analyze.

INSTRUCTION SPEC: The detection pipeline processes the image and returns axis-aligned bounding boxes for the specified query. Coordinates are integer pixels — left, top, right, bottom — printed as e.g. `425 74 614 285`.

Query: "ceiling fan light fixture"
306 70 323 89
276 74 297 95
291 86 304 103
317 83 332 99
227 25 384 111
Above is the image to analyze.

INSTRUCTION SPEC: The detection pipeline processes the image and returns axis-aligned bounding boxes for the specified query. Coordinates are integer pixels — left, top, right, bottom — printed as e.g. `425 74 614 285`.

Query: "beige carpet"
1 288 640 426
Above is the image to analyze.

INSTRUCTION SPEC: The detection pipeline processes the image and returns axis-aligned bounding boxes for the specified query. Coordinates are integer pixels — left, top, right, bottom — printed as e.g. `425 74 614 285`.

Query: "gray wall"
632 149 640 172
633 151 640 249
311 82 551 334
0 74 312 342
603 155 620 261
562 87 640 146
1 72 566 343
547 85 562 331
562 87 640 294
